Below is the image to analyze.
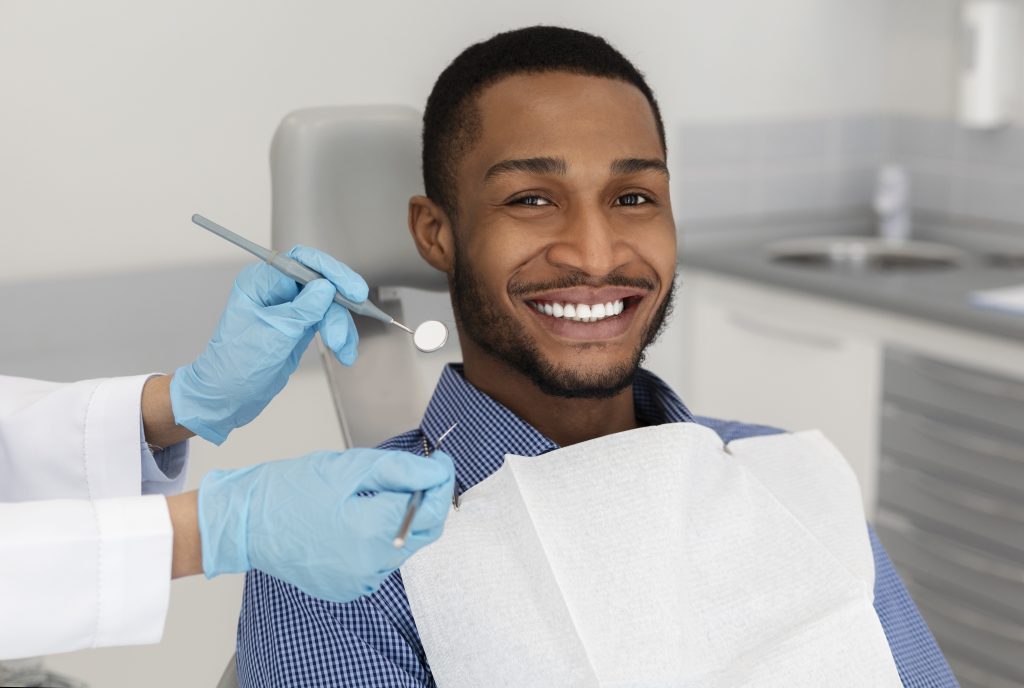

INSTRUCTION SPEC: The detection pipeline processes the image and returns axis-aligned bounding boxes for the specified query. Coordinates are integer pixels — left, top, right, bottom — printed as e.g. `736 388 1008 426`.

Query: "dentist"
0 247 455 660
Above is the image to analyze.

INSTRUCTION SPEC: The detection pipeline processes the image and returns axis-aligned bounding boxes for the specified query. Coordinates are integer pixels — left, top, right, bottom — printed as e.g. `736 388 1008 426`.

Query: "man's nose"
545 206 630 277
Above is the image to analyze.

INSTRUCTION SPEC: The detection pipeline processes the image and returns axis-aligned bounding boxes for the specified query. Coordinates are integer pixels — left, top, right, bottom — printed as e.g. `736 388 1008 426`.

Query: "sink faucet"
873 164 911 244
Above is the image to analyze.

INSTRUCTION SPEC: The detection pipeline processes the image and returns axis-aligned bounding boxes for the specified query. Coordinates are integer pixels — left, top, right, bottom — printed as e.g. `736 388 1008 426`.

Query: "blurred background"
2 1 1023 686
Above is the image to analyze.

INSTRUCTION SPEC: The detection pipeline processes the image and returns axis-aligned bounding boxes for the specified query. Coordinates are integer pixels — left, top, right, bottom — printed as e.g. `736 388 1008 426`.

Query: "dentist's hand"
198 448 456 602
170 246 368 444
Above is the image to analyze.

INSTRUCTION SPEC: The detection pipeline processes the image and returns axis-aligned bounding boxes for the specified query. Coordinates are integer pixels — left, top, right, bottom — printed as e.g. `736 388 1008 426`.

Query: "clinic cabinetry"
678 269 1024 688
876 349 1024 688
679 270 883 514
678 269 1024 517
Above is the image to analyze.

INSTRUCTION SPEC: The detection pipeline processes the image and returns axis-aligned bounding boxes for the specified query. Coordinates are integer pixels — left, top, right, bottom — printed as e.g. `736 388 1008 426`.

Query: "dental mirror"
412 320 449 353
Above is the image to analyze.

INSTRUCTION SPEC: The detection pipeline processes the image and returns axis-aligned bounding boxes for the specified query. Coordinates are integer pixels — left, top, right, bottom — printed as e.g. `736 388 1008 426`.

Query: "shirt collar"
419 364 694 491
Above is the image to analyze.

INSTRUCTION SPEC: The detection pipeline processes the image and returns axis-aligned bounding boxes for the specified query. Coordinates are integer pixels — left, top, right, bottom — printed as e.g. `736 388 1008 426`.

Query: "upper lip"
522 286 649 304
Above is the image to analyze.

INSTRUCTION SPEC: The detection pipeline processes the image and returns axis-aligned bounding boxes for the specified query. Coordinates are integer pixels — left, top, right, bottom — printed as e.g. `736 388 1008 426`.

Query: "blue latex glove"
170 245 368 444
198 448 456 602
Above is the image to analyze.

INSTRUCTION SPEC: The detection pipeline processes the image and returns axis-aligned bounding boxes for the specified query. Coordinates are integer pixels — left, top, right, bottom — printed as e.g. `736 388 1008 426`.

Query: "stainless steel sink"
767 236 967 271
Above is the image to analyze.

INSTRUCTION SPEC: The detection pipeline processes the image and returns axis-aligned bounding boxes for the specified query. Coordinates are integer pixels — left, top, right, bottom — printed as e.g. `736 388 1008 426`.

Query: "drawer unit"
875 510 1024 623
878 349 1024 688
884 348 1024 440
903 576 1024 686
878 460 1024 562
881 403 1024 500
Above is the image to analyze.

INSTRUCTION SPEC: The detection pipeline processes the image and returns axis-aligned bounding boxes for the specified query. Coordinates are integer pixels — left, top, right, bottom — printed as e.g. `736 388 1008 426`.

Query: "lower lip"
525 300 641 341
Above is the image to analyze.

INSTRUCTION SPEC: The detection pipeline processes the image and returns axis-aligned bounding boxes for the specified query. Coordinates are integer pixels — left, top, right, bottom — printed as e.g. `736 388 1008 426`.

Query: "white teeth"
529 298 627 323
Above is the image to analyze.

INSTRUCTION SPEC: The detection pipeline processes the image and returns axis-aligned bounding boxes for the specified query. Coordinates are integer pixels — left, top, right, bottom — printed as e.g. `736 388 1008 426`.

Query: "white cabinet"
673 267 1024 520
679 270 883 514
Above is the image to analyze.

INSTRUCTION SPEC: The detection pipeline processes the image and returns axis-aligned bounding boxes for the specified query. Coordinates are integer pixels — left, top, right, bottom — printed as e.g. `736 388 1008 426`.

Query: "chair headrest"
270 105 447 291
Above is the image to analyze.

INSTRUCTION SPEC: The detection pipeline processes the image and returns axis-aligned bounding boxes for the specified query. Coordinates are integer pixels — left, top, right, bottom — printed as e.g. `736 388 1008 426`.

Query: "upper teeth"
530 299 625 322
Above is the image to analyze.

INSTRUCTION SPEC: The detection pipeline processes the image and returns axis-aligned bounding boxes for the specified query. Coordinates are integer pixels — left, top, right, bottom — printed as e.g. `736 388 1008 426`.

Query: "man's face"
449 72 677 398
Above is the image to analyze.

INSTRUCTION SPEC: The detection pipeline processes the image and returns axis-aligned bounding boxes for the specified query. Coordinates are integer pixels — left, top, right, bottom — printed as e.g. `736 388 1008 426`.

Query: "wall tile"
753 118 831 163
674 174 754 222
753 167 835 216
956 126 1024 170
906 166 954 215
675 122 754 169
889 116 958 159
672 115 1024 234
954 174 1024 225
834 166 879 210
838 115 888 160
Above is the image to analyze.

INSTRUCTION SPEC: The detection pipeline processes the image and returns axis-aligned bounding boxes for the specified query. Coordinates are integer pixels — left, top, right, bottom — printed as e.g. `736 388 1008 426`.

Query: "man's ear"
408 195 455 272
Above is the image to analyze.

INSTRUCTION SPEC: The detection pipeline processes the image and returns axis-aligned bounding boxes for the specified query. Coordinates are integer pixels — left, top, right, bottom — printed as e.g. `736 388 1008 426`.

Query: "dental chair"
216 105 459 688
272 105 460 448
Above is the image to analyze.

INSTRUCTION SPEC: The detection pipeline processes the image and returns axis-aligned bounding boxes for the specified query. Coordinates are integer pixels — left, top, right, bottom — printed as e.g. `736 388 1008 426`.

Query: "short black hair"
422 26 666 220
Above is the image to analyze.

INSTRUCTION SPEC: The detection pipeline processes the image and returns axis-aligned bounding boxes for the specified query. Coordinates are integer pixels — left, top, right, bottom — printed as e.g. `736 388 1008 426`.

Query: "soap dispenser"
873 164 911 244
959 0 1020 130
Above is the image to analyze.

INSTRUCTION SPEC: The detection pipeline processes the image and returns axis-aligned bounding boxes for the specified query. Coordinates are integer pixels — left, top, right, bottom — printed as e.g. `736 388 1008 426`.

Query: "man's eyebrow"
483 157 567 183
611 158 670 178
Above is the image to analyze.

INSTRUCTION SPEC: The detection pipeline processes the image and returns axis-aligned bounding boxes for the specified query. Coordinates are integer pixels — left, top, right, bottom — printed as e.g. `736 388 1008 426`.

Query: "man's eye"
510 195 551 207
616 193 651 207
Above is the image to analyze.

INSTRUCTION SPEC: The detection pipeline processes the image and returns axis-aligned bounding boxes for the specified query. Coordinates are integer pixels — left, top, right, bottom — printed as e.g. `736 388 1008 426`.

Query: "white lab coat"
0 374 189 660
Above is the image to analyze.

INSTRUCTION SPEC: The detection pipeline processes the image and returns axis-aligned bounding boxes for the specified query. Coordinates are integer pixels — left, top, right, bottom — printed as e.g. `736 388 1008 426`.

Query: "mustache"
508 271 656 297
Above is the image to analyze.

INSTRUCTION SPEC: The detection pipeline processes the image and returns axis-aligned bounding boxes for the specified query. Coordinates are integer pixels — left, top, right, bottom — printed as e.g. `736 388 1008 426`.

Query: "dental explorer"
191 214 448 353
393 422 459 549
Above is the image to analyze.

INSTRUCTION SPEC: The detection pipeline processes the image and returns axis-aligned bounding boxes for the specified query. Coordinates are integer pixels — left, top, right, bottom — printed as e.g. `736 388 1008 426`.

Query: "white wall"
1 0 890 286
884 0 961 117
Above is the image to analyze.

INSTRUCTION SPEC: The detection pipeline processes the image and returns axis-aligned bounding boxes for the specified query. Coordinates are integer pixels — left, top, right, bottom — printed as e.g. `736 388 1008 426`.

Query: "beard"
449 244 675 399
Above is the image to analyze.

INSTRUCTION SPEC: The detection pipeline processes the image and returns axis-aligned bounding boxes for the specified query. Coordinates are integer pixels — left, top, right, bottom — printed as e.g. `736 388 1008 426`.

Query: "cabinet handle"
907 355 1024 403
885 404 1024 465
728 314 842 350
876 509 1024 584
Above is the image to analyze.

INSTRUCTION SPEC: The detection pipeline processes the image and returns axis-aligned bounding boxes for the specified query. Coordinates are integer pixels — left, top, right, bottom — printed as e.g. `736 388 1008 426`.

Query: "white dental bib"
401 423 901 688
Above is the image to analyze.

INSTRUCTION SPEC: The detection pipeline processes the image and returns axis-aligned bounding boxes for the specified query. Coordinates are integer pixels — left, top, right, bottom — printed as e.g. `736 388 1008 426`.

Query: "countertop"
680 218 1024 343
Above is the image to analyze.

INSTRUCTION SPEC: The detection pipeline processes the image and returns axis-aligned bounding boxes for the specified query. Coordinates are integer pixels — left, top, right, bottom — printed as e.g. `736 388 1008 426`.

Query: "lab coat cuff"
84 375 157 497
92 494 173 649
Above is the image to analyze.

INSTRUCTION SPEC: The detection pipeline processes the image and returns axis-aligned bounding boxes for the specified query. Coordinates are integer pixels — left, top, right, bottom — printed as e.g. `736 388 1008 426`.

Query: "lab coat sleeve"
0 494 173 659
0 374 187 658
0 374 189 501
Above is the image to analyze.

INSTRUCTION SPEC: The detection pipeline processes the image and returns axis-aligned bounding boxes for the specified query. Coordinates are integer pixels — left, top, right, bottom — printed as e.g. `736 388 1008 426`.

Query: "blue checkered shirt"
237 364 958 687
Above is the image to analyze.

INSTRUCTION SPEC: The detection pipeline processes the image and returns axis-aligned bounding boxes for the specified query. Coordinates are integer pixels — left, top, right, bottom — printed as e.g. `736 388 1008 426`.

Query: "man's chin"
516 357 641 400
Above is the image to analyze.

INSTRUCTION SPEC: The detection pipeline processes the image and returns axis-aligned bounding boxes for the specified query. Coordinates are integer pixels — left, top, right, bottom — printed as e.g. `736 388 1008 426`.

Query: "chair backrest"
271 105 460 448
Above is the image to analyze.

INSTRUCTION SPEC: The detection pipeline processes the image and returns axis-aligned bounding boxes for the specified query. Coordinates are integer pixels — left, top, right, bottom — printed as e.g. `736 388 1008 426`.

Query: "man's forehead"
469 72 664 168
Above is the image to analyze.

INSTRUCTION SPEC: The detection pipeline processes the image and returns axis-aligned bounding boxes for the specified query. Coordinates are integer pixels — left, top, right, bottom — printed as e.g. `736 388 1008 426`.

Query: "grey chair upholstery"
270 105 460 448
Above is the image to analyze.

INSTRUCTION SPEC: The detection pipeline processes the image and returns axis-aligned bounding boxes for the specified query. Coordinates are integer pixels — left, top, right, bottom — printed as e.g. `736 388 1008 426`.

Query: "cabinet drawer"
877 460 1024 562
881 402 1024 499
945 653 1020 688
884 349 1024 440
903 575 1024 685
875 509 1024 623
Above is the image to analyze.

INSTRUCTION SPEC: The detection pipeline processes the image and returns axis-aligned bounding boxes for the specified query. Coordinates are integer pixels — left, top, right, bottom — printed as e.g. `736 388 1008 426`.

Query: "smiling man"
236 26 957 687
412 67 678 447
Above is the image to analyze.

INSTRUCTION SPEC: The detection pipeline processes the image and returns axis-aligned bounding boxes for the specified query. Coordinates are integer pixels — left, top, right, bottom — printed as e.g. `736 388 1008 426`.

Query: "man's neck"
460 351 639 447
